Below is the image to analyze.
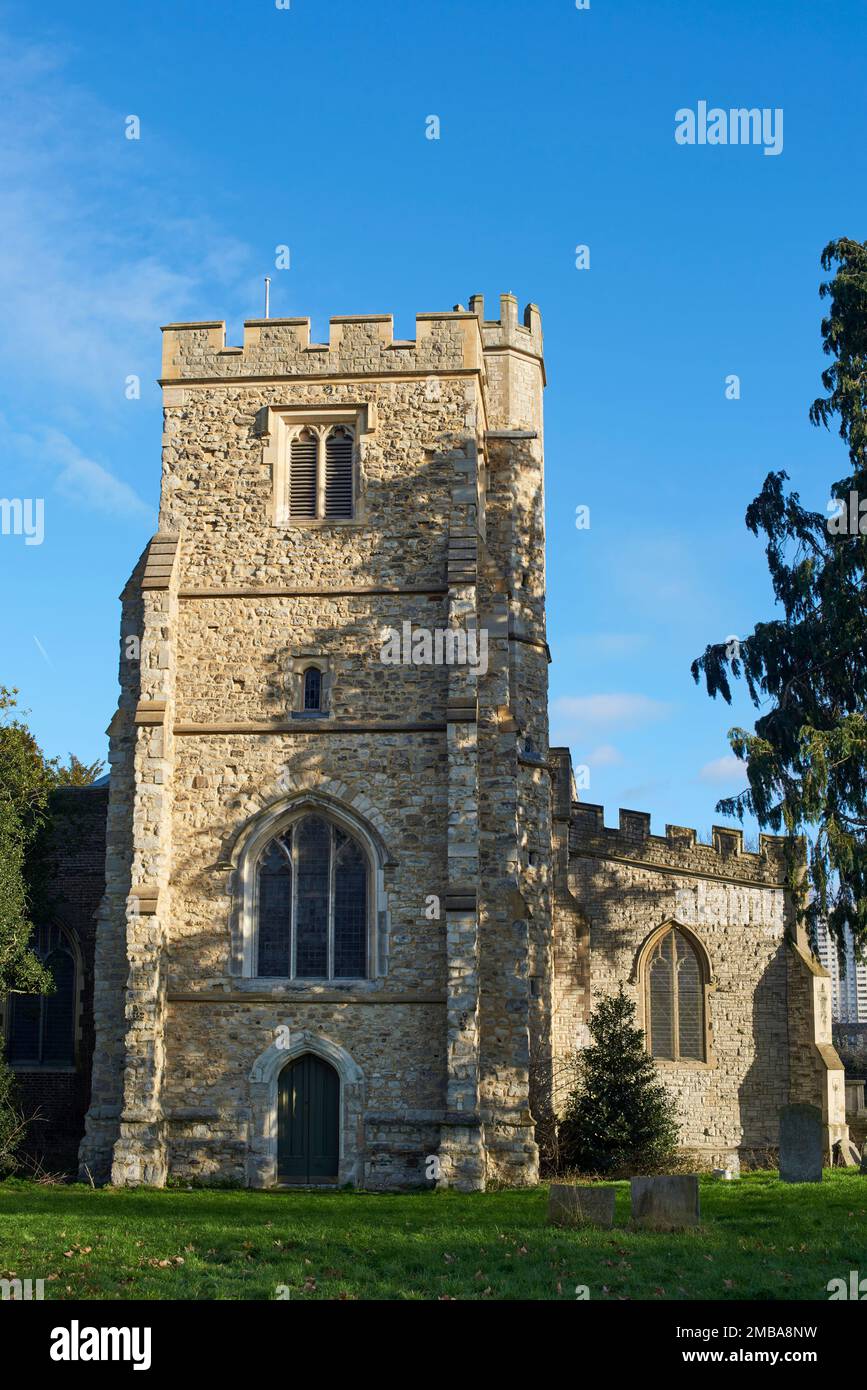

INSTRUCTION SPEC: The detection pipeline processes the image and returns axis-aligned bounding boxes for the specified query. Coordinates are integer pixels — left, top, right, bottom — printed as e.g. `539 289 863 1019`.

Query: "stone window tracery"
255 813 369 979
643 925 708 1062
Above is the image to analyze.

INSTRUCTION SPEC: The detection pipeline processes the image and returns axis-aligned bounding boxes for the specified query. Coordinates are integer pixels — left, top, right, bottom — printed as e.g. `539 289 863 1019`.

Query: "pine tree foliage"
558 986 680 1175
691 238 867 952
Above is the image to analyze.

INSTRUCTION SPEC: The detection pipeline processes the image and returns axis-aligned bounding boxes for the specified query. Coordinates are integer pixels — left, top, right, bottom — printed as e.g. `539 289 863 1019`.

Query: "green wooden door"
277 1055 340 1184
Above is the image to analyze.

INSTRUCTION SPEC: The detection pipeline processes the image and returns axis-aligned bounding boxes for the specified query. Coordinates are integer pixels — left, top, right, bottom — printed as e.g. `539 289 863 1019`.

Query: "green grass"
0 1170 864 1300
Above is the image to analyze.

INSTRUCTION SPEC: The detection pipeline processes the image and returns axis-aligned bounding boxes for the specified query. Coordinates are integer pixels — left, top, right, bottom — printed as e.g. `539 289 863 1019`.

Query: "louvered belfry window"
645 927 705 1062
256 814 369 978
324 426 354 518
289 428 318 519
287 425 354 520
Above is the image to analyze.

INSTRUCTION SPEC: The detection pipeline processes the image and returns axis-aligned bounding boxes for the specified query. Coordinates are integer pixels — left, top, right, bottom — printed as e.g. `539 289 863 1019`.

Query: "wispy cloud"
0 417 153 522
552 693 671 730
51 432 153 520
698 754 746 785
0 36 253 413
586 743 624 767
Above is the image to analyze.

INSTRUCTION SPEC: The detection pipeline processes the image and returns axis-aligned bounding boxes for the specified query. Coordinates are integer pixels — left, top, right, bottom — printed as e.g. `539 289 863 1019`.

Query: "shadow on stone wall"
737 941 789 1163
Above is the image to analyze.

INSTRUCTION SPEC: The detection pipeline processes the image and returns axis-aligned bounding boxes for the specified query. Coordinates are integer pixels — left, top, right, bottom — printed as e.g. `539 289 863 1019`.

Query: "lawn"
0 1171 864 1300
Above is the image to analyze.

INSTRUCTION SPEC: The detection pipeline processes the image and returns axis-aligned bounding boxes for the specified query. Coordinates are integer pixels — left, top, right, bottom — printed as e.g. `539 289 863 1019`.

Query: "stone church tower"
75 293 848 1191
80 294 552 1190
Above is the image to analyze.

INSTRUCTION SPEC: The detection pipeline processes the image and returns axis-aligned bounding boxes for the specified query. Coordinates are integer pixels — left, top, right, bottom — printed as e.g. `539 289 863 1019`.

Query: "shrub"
558 986 679 1176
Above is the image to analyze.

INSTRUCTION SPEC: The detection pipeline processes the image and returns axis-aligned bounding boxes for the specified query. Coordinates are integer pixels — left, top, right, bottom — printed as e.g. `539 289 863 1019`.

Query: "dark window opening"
6 924 77 1067
303 666 322 711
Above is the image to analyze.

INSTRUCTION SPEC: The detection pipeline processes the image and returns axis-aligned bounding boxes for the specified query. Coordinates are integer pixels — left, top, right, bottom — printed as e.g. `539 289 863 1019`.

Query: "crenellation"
159 299 544 388
159 307 496 382
570 800 800 885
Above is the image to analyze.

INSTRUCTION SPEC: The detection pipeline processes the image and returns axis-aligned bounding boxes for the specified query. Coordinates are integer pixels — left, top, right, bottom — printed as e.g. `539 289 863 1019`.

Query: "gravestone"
833 1136 861 1168
547 1183 615 1228
630 1175 700 1229
860 1142 867 1175
779 1103 823 1182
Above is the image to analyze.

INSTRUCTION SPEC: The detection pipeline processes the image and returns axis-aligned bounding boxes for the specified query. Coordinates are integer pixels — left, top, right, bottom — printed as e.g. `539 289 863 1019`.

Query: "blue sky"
0 0 864 842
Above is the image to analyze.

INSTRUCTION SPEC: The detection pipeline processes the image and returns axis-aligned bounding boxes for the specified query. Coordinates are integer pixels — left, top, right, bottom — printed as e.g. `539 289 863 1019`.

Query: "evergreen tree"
558 986 679 1175
691 238 867 952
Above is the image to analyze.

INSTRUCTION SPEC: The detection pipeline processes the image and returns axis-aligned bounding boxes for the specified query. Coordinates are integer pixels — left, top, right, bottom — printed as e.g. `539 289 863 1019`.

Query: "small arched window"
256 814 369 979
6 924 77 1067
303 666 322 711
644 925 706 1062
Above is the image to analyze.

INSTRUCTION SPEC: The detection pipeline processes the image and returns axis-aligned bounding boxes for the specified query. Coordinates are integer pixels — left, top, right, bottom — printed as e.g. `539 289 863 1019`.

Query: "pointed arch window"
255 813 369 979
5 924 78 1067
643 925 707 1062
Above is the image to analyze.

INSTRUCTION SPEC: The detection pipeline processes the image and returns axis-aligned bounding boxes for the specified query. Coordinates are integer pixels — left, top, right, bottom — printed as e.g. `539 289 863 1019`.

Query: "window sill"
232 977 377 991
651 1056 715 1070
275 518 364 529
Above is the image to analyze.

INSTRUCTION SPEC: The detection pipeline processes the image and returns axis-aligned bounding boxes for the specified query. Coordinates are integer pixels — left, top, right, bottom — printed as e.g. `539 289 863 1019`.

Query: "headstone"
845 1080 865 1117
547 1183 615 1228
712 1167 734 1180
779 1103 823 1182
833 1136 861 1168
861 1143 867 1175
630 1175 700 1229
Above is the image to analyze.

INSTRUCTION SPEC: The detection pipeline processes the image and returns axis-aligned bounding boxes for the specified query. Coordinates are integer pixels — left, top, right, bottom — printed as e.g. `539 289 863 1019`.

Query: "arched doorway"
277 1054 340 1184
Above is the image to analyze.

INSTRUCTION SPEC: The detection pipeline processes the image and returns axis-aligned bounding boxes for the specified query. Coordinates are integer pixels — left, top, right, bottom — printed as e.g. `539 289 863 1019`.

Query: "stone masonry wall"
565 801 796 1168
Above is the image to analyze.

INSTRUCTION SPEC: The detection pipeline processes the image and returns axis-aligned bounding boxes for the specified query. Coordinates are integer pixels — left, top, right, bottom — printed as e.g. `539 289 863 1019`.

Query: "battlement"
160 294 543 383
568 801 804 886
